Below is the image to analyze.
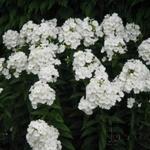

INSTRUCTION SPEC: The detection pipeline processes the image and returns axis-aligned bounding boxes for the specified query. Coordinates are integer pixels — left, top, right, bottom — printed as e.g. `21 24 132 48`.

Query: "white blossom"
1 68 11 79
0 88 3 94
27 46 60 75
101 36 127 61
3 30 20 50
75 17 100 47
78 97 96 115
138 38 150 65
29 81 56 109
58 18 82 49
78 65 124 114
101 13 125 37
38 65 59 83
26 119 61 150
58 17 102 49
73 49 101 80
124 23 141 42
115 59 150 93
6 51 27 78
127 97 135 109
138 103 142 108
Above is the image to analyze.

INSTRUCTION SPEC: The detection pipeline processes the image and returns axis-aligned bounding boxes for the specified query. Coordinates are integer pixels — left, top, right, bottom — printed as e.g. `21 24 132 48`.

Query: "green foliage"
0 0 150 150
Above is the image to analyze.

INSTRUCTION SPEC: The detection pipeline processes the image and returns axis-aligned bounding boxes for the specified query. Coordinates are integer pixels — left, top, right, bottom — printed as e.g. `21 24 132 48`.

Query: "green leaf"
61 138 75 150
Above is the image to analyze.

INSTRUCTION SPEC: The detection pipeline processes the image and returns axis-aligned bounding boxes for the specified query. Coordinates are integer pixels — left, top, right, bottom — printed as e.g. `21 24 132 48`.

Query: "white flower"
94 64 108 81
101 36 127 61
1 68 11 79
101 13 125 37
115 59 150 93
78 97 96 115
127 97 135 109
20 19 59 48
27 46 60 75
3 30 20 50
0 88 3 94
38 65 59 83
6 51 27 78
124 23 141 42
20 21 40 45
26 119 61 150
29 81 56 109
138 103 142 108
73 49 101 80
58 18 82 49
138 38 150 65
76 17 99 47
58 17 102 49
78 65 124 114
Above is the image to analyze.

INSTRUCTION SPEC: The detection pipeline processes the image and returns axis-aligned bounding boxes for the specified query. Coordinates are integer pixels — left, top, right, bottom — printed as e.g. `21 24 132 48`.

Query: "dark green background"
0 0 150 150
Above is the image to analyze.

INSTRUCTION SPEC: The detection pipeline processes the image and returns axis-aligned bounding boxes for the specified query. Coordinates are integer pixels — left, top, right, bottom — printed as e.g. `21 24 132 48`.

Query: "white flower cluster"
75 18 137 113
124 23 141 42
58 18 103 49
38 65 59 83
78 57 150 114
0 58 11 79
0 88 3 94
100 13 141 61
73 49 101 80
6 52 27 78
101 13 125 37
29 81 55 109
1 13 150 130
26 119 61 150
20 19 59 46
1 19 65 110
3 30 20 50
101 36 127 61
27 45 61 82
78 65 124 114
127 97 135 109
115 59 150 94
138 38 150 65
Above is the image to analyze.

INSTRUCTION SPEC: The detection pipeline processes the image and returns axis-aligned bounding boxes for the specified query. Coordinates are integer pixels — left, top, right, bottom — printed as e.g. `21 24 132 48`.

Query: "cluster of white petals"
78 65 124 114
58 18 82 49
124 23 141 42
73 49 101 80
100 13 141 61
138 38 150 65
20 19 58 46
0 88 3 94
27 46 61 76
101 36 127 61
3 30 20 50
127 97 135 109
1 14 150 147
58 17 103 49
115 59 150 94
38 65 59 83
29 81 55 109
101 13 125 37
26 120 61 150
1 19 63 112
6 52 27 78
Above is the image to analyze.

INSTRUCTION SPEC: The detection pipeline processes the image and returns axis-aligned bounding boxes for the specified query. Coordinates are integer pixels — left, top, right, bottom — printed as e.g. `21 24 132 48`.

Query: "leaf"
81 127 97 138
61 138 75 150
82 120 97 130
